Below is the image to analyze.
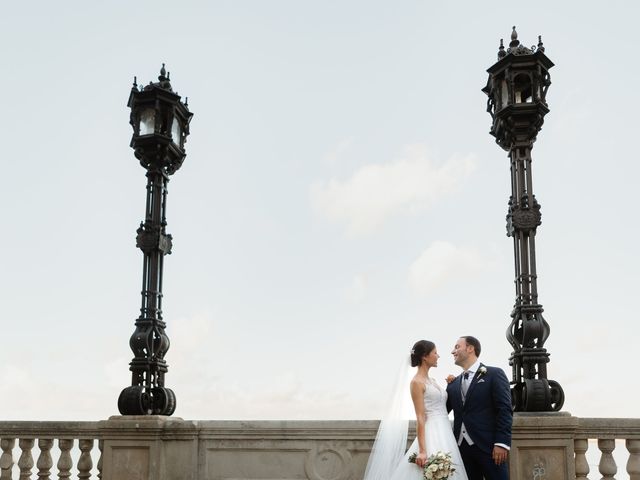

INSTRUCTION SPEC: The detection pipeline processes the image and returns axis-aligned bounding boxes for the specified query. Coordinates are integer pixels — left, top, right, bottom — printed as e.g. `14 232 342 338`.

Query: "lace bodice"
424 378 449 419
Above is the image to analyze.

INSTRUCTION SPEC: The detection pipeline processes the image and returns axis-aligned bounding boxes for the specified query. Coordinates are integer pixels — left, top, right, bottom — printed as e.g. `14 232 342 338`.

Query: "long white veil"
363 355 415 480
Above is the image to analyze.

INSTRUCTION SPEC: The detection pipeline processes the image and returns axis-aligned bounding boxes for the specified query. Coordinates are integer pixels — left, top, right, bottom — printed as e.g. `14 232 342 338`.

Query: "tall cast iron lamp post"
482 28 564 412
118 65 193 416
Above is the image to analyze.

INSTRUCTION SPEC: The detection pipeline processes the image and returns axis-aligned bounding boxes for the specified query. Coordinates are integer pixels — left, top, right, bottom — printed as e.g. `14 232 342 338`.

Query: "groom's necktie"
461 371 470 400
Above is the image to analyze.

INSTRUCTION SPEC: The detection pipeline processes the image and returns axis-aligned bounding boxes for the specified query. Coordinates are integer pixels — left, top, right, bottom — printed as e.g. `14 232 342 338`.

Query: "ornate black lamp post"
118 65 193 416
482 28 564 412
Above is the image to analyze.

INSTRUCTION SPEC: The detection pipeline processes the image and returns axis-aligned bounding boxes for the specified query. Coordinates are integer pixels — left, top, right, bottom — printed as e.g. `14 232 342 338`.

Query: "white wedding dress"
389 378 468 480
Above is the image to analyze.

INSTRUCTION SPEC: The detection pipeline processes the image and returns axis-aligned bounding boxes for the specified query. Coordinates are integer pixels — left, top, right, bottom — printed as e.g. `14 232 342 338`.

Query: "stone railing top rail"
509 413 640 438
0 420 101 439
0 418 385 440
1 416 639 439
194 419 382 439
577 417 640 439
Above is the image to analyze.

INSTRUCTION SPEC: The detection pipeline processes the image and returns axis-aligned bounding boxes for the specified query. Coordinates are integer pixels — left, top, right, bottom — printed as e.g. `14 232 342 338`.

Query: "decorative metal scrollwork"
119 66 192 416
484 28 564 412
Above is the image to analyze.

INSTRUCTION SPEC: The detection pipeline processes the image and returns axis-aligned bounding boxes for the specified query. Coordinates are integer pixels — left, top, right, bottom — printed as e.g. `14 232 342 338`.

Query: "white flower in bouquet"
408 451 457 480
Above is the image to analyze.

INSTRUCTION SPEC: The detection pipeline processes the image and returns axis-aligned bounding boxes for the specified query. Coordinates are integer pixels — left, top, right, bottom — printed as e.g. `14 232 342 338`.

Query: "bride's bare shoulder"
410 375 426 391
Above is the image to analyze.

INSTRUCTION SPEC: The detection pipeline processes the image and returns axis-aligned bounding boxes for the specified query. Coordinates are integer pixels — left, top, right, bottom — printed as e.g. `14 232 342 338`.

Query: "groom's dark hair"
463 336 481 357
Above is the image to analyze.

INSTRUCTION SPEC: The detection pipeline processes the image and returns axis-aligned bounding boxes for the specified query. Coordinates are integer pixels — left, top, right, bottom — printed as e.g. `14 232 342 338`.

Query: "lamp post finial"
510 26 519 48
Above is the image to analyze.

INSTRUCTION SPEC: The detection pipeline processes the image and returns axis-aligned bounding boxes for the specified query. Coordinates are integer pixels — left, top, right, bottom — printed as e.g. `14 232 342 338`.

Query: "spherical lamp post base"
118 386 177 416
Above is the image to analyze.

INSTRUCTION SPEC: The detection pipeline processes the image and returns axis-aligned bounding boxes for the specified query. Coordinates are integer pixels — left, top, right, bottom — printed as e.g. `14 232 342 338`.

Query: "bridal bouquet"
408 451 456 480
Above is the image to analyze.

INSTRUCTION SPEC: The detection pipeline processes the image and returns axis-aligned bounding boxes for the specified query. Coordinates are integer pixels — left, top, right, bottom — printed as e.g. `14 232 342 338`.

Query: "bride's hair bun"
410 340 436 367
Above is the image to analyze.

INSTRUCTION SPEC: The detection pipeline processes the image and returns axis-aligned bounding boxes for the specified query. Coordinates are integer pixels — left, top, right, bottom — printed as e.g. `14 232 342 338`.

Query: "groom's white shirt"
457 359 510 451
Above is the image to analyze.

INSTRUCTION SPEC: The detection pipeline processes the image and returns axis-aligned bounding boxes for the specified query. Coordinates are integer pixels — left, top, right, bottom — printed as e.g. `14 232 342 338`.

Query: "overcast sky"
1 1 638 423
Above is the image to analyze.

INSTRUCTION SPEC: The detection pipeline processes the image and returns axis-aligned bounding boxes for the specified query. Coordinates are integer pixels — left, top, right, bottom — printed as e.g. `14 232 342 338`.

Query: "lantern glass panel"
501 79 508 109
171 117 182 145
514 75 532 104
139 109 155 135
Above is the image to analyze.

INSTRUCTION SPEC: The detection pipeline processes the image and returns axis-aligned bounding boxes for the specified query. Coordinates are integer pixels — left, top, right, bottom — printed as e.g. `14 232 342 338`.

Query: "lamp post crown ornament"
498 39 506 59
141 63 173 92
496 26 546 59
509 25 519 48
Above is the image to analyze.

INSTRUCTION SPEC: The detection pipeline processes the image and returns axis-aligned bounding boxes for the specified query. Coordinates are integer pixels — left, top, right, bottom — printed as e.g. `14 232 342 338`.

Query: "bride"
364 340 468 480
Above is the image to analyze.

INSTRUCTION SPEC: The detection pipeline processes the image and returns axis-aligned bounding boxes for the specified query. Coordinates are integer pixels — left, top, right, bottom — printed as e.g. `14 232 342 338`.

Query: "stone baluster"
575 438 590 480
598 438 617 480
627 439 640 480
36 439 54 480
57 439 73 480
0 438 15 480
96 440 103 480
78 439 93 480
17 439 34 480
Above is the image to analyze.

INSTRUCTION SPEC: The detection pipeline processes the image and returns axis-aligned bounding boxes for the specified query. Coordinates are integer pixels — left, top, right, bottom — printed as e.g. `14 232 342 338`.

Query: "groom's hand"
492 446 508 465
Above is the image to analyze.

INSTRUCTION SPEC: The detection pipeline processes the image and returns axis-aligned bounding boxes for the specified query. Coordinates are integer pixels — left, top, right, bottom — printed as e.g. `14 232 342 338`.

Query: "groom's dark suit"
446 364 512 480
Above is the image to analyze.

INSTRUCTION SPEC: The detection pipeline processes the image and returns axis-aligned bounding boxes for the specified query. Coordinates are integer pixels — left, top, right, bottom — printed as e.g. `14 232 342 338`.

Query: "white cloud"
0 365 33 392
176 372 373 420
311 145 476 236
344 273 368 303
0 363 113 420
408 240 490 295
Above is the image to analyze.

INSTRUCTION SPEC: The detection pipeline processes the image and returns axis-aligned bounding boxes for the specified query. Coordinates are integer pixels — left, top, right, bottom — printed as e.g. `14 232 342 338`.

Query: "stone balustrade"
0 421 102 479
0 416 639 479
574 418 640 480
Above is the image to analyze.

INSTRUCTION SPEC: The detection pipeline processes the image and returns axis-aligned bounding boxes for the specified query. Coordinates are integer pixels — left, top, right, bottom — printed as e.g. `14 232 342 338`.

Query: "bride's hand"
445 374 455 384
416 452 428 468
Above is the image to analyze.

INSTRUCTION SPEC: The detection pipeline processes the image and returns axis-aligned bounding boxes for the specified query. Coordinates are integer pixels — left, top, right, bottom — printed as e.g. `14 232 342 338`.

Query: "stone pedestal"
196 420 378 480
99 416 198 480
510 412 577 480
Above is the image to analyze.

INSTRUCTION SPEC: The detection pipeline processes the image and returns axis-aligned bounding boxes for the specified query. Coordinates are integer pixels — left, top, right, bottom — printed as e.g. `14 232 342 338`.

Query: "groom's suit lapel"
464 363 485 405
455 375 465 407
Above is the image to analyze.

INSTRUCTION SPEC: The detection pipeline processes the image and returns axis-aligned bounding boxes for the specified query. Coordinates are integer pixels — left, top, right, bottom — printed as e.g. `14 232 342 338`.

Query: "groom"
446 336 512 480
